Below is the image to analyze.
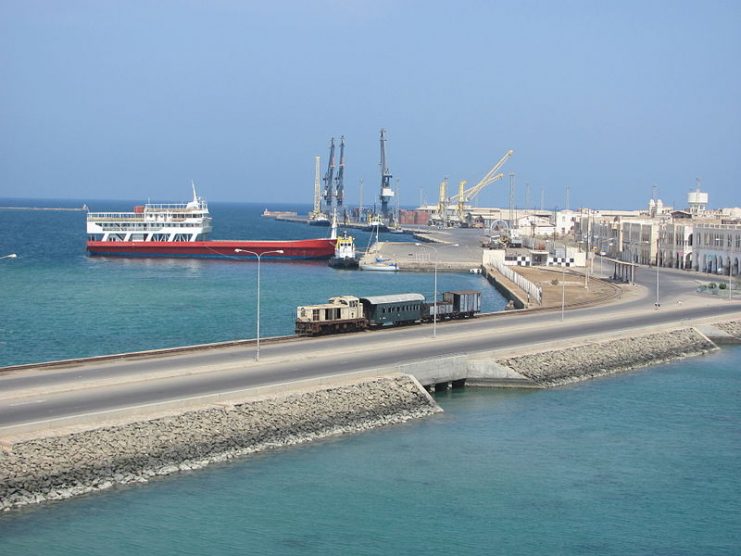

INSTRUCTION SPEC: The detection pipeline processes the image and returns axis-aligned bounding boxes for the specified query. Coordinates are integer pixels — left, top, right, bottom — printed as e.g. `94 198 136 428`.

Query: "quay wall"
483 266 527 309
0 375 439 512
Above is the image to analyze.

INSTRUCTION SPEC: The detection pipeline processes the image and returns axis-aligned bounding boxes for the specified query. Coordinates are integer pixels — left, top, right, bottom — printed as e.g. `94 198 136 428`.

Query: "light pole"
415 242 442 337
234 248 284 361
561 241 566 321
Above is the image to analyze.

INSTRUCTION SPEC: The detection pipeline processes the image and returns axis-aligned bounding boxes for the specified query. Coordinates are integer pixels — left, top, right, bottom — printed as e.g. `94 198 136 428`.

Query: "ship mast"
335 136 345 207
322 138 336 214
379 129 394 219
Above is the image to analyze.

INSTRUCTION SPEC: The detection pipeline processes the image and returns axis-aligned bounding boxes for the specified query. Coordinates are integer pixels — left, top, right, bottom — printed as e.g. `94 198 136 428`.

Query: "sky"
1 0 739 210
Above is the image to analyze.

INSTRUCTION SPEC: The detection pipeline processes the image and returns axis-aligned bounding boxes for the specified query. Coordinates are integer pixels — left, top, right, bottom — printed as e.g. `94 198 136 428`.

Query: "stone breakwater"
0 375 440 512
716 320 741 340
496 328 717 387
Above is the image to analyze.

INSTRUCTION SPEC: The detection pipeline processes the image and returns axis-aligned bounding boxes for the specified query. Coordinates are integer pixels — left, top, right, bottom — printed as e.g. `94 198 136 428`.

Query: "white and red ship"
86 186 336 260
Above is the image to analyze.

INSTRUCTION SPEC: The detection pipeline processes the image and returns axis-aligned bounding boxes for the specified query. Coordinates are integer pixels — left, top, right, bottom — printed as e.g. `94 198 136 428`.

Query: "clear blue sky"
1 0 739 210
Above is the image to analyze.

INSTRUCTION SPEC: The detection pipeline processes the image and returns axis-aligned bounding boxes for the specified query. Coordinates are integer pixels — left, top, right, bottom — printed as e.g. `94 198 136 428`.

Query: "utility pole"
540 188 544 211
525 183 531 211
565 185 571 211
359 177 364 221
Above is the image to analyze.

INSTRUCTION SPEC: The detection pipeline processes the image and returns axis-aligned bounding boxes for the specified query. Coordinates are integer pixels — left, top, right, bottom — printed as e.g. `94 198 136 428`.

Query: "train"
295 290 481 336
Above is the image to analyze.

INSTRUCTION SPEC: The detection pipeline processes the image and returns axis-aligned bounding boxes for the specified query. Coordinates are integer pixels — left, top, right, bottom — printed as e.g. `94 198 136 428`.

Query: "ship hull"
328 256 360 269
87 239 336 260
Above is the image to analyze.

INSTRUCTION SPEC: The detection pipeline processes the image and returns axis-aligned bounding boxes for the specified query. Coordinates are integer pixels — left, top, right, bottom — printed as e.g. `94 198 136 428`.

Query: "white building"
692 223 741 276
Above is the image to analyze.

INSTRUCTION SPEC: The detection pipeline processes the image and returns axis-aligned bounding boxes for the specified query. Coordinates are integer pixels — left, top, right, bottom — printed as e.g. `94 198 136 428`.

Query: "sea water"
0 347 739 555
1 199 739 554
0 199 505 367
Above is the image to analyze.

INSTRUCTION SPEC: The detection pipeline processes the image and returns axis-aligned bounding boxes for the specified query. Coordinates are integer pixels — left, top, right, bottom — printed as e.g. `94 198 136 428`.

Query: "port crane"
378 129 394 219
438 149 513 225
322 138 336 212
436 177 449 226
335 136 345 207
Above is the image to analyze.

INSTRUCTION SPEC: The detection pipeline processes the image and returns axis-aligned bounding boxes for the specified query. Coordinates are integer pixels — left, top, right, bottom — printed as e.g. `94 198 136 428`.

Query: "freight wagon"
295 291 481 336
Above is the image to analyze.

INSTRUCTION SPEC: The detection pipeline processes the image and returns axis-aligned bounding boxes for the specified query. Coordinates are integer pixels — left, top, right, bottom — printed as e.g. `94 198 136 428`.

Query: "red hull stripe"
87 240 336 259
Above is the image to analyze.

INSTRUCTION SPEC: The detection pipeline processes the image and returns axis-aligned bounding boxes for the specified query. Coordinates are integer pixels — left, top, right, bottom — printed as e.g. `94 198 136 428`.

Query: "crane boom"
322 138 336 208
450 149 513 203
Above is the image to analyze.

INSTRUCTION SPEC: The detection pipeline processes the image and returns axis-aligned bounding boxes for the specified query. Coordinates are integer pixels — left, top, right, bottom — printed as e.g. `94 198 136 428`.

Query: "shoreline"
1 321 740 513
0 375 440 512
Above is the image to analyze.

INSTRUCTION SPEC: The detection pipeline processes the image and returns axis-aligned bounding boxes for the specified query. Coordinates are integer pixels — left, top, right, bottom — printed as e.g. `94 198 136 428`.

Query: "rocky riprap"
715 320 741 340
0 375 439 512
497 328 716 387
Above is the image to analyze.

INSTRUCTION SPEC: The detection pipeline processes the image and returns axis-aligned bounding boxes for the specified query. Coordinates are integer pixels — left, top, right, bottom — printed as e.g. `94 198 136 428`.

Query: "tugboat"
364 214 389 233
328 233 359 269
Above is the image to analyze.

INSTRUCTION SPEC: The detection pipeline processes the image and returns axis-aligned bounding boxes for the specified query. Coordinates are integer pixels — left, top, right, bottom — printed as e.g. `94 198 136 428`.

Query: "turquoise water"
0 199 505 366
2 198 740 554
1 347 739 555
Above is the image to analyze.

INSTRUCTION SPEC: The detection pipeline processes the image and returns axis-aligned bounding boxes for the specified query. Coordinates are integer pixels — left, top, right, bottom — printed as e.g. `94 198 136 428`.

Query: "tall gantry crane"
449 149 513 223
335 136 345 207
378 129 394 218
322 138 336 212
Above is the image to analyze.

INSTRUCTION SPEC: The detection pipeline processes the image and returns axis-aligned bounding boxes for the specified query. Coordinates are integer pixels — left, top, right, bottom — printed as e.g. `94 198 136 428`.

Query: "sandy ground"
514 266 623 308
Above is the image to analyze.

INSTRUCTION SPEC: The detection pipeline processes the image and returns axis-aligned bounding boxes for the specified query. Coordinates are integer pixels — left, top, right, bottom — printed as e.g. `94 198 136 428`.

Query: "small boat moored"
328 233 359 269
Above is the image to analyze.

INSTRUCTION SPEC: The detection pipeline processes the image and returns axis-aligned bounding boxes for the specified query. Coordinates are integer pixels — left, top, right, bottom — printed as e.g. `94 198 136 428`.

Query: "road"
1 265 738 434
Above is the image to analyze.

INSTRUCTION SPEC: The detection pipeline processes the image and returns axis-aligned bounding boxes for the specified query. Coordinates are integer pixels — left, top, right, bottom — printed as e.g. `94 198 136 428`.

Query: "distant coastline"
0 205 87 212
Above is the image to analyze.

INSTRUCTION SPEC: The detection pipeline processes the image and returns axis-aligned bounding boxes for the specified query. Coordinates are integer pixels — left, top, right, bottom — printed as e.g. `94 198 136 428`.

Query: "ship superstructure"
87 184 212 243
86 186 336 260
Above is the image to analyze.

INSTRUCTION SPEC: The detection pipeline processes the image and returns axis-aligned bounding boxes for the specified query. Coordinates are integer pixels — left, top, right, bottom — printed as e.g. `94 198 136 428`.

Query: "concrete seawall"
0 375 439 512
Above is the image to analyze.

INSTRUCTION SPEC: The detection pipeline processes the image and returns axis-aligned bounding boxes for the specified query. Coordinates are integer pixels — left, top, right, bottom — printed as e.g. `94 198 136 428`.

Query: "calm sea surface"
1 199 739 555
0 198 505 367
0 348 739 555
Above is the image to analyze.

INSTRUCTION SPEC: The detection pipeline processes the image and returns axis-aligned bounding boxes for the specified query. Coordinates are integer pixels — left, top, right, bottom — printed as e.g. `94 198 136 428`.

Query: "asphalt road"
1 265 738 432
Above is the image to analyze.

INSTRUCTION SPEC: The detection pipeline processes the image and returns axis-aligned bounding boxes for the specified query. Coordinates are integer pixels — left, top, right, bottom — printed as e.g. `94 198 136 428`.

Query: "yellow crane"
450 149 514 223
436 177 448 225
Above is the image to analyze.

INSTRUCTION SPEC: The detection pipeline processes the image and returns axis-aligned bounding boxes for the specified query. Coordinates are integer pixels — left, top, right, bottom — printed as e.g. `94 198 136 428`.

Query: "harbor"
3 0 740 553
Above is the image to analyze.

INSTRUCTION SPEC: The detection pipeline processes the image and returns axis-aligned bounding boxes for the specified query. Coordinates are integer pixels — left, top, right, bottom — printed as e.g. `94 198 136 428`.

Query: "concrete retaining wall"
0 375 439 512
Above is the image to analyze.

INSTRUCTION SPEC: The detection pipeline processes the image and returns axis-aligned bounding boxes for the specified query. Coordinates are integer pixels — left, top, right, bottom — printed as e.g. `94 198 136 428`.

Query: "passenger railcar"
359 293 426 327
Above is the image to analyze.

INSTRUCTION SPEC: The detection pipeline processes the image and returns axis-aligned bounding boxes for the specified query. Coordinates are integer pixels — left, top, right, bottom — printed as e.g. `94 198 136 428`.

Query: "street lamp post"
415 243 440 337
655 221 664 309
234 248 284 361
561 241 566 321
414 242 461 336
